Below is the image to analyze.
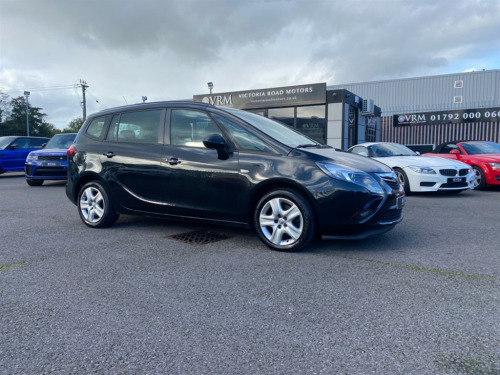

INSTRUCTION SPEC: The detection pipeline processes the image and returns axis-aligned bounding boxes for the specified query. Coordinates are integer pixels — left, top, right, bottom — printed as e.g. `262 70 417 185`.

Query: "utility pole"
79 79 88 122
24 91 30 136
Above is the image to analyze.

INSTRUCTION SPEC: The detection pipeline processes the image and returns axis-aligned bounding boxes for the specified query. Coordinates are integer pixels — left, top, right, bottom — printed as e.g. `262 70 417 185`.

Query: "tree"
0 89 9 124
62 117 84 133
0 96 56 137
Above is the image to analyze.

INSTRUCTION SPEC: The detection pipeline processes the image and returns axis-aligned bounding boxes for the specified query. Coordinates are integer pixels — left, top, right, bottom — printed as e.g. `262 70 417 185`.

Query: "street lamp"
207 82 214 94
24 91 30 136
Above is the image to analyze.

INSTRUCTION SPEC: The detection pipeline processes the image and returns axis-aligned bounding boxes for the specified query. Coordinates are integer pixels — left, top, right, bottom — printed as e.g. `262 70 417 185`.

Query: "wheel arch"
247 179 319 231
74 173 118 212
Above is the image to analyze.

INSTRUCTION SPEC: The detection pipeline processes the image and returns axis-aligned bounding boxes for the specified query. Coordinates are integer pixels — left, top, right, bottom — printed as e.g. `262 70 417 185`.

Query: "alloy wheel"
259 197 304 246
79 186 105 224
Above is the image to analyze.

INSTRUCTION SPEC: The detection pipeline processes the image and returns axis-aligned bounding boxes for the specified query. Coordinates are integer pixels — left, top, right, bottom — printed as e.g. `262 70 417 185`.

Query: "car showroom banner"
393 107 500 126
194 83 327 110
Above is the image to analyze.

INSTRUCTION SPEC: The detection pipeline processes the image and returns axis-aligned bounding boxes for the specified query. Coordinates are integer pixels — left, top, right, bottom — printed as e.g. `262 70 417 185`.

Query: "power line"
3 85 77 93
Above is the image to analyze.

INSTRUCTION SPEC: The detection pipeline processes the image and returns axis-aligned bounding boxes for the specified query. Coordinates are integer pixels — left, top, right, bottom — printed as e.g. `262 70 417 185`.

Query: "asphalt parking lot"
1 173 499 375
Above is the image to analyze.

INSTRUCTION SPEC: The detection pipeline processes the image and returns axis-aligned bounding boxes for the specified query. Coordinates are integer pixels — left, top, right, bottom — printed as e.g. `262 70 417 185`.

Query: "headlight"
316 162 384 194
26 153 38 162
407 166 436 174
489 163 500 170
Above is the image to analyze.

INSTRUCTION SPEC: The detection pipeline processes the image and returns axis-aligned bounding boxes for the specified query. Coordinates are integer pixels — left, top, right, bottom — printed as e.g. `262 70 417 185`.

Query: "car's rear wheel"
78 181 119 228
394 168 410 194
254 189 315 252
473 166 486 190
26 179 43 186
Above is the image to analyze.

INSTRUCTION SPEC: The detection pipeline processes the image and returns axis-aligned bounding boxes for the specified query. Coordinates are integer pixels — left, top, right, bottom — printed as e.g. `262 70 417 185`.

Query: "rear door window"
106 110 163 144
26 138 47 148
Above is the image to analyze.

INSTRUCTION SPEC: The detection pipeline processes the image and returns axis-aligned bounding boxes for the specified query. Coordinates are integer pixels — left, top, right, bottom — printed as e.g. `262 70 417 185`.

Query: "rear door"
100 109 167 213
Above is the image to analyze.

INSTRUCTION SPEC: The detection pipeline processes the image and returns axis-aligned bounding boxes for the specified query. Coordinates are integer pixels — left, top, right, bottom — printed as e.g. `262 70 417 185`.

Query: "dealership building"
194 69 500 152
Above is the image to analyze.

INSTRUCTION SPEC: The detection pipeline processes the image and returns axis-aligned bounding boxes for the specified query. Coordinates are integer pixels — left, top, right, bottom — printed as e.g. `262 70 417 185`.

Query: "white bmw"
348 142 475 194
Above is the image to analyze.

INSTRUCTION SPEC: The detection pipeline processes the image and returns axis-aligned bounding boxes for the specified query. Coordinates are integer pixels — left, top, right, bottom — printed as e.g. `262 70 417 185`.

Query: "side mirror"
450 149 460 155
358 151 369 157
415 151 421 156
203 133 226 150
203 134 231 160
9 144 19 150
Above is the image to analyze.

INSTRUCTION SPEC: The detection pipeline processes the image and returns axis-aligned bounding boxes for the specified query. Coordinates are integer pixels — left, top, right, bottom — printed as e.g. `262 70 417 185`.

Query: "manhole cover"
167 230 232 245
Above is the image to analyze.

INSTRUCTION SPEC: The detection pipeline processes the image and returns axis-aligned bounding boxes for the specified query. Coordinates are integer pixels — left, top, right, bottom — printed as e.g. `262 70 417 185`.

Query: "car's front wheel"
77 181 119 228
254 189 315 252
473 166 486 190
394 168 410 194
26 179 43 186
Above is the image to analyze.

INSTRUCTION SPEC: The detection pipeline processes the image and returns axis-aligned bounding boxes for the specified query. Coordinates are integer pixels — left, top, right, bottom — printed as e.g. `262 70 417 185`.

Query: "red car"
425 141 500 189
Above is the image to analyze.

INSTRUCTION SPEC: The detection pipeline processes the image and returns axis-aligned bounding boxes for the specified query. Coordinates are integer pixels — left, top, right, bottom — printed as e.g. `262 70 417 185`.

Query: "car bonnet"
301 147 392 173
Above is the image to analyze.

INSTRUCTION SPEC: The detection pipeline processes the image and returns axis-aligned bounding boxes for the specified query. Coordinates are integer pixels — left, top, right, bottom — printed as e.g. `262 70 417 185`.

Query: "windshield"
461 141 500 155
0 136 16 150
369 143 417 157
45 133 77 149
223 108 318 148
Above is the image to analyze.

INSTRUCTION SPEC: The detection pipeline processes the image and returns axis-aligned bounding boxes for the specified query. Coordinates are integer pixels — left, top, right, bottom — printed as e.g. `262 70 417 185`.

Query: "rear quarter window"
85 117 107 139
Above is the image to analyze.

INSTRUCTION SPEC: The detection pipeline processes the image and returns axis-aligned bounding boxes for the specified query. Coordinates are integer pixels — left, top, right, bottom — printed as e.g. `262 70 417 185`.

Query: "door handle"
103 152 116 158
167 157 181 165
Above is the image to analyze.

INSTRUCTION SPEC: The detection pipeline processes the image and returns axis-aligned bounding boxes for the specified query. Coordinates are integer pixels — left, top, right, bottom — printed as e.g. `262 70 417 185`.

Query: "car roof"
86 101 218 118
350 142 399 147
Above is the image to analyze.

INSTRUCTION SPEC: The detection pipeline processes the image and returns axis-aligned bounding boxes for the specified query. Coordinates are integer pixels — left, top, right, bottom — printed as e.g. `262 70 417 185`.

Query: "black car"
66 101 405 251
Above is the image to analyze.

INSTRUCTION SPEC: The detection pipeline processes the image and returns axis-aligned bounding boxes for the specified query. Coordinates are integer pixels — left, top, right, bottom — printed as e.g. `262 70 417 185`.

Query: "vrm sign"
194 83 326 110
394 107 500 126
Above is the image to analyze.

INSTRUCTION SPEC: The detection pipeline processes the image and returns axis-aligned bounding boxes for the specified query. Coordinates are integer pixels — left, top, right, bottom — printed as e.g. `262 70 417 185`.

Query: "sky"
1 0 499 130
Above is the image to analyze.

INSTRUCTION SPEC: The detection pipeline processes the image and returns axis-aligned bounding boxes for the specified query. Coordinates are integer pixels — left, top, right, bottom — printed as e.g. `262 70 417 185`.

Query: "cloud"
1 0 499 128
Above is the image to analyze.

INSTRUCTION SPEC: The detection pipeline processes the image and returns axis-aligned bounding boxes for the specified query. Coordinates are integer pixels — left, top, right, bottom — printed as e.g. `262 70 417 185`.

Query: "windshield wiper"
296 144 319 149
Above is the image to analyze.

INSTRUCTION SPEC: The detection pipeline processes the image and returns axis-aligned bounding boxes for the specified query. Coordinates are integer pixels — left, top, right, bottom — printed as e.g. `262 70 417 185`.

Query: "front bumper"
405 167 475 192
25 162 68 180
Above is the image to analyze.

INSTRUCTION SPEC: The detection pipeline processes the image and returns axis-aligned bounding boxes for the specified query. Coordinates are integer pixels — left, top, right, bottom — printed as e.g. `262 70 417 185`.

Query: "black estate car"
66 101 405 251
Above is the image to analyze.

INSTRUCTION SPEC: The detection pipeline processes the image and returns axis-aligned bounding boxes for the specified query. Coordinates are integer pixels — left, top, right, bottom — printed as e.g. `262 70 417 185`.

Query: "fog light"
353 198 382 221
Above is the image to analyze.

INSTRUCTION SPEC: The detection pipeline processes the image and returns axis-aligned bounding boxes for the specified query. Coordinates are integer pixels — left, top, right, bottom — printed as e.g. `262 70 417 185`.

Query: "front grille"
440 182 468 189
380 175 400 190
34 167 67 177
378 208 403 224
440 169 457 176
38 155 67 161
439 168 470 177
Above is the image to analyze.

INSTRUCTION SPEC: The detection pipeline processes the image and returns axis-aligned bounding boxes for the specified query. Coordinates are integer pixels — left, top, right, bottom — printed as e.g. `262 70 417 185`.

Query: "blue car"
0 136 50 175
25 133 77 186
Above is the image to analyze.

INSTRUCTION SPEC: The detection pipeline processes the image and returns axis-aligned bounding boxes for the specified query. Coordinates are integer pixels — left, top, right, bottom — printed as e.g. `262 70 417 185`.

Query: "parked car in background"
25 133 77 186
348 142 475 194
0 136 50 175
66 101 405 252
424 141 500 190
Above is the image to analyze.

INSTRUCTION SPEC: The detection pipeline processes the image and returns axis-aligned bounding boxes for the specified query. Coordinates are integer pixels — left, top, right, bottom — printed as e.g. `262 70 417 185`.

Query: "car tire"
254 189 315 252
77 181 119 228
394 168 410 194
26 179 44 186
473 166 486 190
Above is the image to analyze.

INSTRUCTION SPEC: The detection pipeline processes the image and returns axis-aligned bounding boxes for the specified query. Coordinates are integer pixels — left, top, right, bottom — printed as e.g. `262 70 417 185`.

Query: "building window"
268 107 295 128
454 96 463 104
454 80 463 89
296 105 326 144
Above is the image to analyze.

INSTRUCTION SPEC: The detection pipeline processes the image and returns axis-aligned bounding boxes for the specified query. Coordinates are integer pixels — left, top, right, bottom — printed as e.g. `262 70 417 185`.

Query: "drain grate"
167 230 232 245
